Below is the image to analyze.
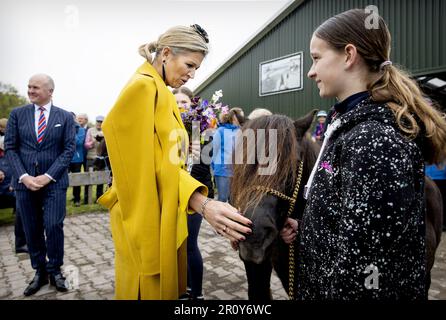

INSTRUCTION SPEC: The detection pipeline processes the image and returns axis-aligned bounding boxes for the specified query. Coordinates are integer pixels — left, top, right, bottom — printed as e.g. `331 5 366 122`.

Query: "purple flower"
191 96 201 106
179 90 228 139
320 161 333 173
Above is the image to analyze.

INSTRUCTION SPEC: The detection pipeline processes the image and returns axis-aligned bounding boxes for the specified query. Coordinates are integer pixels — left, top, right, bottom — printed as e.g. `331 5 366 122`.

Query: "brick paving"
0 211 444 300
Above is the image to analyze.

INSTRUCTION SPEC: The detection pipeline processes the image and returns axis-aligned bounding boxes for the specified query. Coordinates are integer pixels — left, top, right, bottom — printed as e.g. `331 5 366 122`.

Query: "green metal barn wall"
196 0 446 118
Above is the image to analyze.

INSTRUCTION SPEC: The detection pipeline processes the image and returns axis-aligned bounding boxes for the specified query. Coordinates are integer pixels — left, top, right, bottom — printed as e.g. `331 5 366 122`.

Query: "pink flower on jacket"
320 161 333 173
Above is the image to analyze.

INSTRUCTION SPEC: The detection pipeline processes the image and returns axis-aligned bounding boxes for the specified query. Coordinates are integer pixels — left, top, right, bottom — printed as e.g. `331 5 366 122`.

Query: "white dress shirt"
34 102 52 138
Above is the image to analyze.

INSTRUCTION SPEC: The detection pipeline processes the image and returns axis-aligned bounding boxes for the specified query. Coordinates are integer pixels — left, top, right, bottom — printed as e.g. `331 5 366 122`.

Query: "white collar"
34 101 52 112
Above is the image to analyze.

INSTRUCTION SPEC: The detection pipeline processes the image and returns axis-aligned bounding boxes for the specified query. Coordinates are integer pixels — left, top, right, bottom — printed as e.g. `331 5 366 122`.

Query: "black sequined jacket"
297 98 426 300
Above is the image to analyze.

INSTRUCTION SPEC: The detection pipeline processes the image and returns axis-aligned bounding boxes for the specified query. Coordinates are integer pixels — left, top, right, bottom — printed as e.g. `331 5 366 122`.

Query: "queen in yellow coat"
98 25 252 300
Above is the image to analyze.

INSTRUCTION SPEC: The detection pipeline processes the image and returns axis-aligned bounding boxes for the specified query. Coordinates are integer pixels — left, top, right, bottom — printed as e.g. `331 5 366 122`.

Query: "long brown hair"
231 115 299 213
315 9 446 164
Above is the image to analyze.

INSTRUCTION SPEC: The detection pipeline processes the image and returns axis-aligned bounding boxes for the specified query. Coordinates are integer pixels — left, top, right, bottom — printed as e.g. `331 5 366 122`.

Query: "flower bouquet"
180 90 229 171
180 89 229 141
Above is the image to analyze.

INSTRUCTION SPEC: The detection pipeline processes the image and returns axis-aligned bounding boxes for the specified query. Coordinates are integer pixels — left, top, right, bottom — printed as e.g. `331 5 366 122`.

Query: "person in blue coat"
69 113 86 206
426 164 446 231
211 107 245 203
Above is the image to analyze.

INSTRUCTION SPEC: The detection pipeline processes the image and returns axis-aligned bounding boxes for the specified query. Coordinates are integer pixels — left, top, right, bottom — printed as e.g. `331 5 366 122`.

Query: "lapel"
136 62 185 129
25 105 36 142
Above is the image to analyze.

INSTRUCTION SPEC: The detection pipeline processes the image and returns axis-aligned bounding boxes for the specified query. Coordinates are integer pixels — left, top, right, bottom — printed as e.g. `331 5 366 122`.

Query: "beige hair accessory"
379 60 392 70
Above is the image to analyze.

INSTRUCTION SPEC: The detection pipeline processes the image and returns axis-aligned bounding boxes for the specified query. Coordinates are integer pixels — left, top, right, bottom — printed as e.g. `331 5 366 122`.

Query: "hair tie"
379 60 392 70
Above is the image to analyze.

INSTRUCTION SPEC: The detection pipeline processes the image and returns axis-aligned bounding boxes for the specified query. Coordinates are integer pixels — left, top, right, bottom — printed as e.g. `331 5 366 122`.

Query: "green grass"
0 208 14 226
0 185 108 226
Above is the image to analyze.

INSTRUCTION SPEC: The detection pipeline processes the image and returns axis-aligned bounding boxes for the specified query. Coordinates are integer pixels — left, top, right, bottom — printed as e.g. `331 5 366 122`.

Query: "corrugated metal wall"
197 0 446 118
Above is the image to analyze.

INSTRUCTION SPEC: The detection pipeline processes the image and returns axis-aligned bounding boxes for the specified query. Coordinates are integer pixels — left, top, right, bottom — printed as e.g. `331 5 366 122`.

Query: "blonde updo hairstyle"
139 25 209 64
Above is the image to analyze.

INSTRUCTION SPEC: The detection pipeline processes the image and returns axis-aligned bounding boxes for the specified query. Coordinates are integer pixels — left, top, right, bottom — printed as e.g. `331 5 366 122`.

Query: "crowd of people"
1 8 446 301
69 113 107 206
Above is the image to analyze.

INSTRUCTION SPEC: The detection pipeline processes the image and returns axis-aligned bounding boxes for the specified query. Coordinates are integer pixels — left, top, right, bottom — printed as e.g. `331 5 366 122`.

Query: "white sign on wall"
259 52 303 96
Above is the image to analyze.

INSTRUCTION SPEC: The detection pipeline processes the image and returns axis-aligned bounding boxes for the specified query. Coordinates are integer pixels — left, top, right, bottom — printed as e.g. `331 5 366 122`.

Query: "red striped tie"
37 107 47 144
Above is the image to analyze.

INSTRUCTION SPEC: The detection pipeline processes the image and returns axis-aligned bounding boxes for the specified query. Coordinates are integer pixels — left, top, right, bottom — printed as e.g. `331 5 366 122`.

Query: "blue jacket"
211 123 239 177
0 156 13 196
425 164 446 180
71 123 86 163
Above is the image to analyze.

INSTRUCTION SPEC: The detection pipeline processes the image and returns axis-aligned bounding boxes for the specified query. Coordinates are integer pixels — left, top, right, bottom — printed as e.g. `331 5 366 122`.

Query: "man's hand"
34 175 51 187
0 170 5 183
21 175 44 191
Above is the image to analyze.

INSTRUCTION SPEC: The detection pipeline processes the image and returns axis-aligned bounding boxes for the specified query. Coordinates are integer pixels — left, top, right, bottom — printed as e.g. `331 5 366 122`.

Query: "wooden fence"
68 169 111 204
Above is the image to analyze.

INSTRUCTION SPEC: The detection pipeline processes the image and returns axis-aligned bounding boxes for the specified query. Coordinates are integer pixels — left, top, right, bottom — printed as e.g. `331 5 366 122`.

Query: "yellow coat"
98 62 207 300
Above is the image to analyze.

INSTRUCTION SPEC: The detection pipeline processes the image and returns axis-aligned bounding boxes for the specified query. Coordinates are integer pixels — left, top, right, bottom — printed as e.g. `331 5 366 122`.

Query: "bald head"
28 74 55 106
30 74 55 90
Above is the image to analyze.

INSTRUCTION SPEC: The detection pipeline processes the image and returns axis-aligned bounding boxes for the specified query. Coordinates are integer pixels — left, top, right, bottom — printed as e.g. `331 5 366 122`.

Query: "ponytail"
138 41 159 63
369 65 446 164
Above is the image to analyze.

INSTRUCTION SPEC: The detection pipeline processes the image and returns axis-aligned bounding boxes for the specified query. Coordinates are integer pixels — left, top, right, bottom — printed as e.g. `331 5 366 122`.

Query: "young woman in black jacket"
284 9 446 300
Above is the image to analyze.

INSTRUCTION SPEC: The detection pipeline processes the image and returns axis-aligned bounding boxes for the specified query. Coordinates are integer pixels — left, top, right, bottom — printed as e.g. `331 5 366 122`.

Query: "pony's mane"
231 113 319 214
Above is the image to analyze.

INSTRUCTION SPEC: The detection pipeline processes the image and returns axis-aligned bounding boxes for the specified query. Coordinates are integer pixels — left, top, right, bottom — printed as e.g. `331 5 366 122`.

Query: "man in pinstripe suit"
4 74 76 296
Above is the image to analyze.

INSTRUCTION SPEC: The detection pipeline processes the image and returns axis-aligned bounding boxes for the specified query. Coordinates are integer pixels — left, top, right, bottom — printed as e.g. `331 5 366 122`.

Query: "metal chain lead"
252 160 304 300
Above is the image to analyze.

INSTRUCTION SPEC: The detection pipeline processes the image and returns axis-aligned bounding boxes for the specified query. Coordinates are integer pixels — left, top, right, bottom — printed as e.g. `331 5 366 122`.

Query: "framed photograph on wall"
259 52 303 96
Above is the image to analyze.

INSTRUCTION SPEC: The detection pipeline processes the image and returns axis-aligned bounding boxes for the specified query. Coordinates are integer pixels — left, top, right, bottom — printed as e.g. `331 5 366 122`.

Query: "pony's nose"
238 243 266 265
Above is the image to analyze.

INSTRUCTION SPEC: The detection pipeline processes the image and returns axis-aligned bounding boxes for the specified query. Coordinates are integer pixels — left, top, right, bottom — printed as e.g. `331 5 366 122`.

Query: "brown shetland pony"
232 111 443 300
231 111 319 300
425 177 443 296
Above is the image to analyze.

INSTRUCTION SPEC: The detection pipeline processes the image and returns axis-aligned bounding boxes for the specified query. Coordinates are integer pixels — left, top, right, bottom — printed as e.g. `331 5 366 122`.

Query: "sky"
0 0 290 122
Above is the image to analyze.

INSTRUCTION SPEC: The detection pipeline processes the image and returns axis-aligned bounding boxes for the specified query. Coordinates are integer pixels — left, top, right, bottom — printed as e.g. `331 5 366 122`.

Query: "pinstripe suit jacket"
4 104 76 190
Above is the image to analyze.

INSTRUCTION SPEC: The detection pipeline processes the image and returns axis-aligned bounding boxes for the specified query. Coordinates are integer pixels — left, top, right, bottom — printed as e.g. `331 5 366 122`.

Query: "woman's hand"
280 218 298 244
204 200 252 242
189 192 252 242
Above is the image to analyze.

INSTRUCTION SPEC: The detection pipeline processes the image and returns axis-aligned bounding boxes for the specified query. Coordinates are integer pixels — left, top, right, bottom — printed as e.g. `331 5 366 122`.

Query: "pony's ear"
294 109 318 140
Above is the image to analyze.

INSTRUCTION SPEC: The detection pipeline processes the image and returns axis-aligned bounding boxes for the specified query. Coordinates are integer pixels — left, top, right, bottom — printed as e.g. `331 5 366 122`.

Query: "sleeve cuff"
19 173 29 183
45 173 56 182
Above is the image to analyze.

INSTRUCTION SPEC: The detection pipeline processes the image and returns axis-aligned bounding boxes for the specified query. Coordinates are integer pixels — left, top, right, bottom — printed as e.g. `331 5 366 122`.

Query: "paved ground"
0 211 445 300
